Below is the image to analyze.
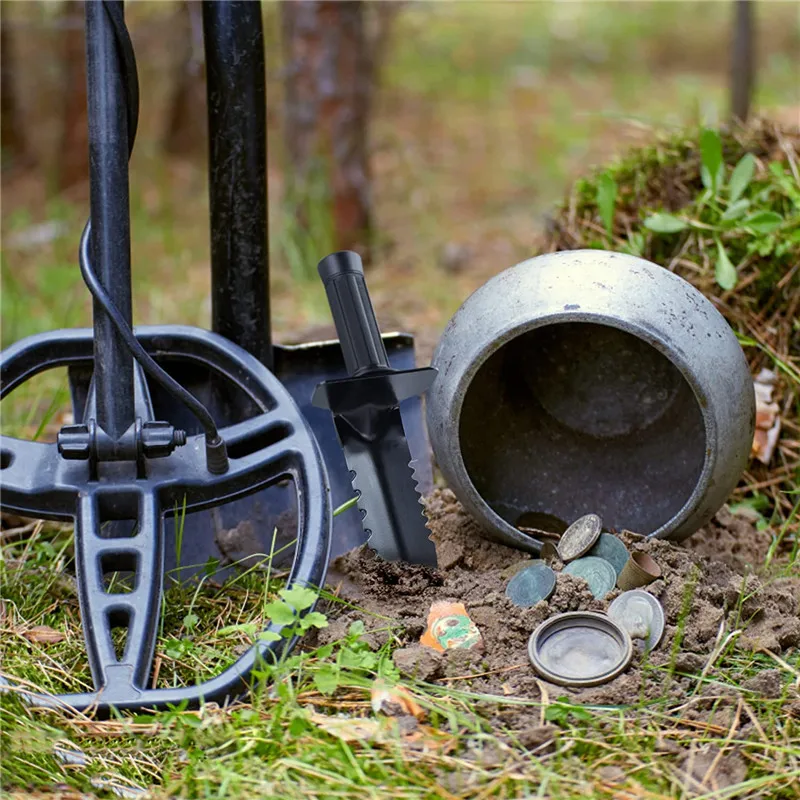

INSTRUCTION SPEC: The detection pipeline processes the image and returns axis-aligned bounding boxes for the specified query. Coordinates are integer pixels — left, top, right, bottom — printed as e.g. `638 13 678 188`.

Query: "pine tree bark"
730 0 755 123
0 5 33 172
280 0 373 261
57 0 89 190
163 1 207 156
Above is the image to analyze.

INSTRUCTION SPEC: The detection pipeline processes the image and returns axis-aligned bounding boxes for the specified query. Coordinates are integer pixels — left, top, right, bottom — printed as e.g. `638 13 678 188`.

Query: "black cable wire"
102 0 138 157
79 223 221 443
79 2 225 454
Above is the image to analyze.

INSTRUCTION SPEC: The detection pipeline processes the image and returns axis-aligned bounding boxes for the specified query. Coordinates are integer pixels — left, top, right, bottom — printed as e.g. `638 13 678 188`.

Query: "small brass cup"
616 551 661 590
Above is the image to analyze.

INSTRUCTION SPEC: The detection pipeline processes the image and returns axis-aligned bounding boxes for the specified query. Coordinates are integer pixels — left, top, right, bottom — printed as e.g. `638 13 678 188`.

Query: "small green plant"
218 585 328 646
642 128 798 290
311 619 399 696
595 171 618 245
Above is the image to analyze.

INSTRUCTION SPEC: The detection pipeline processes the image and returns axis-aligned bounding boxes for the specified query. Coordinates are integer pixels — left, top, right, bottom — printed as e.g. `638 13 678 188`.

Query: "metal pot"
427 250 755 551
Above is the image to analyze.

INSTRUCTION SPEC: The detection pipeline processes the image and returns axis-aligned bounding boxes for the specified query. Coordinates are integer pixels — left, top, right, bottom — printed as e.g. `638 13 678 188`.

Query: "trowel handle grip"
318 251 390 376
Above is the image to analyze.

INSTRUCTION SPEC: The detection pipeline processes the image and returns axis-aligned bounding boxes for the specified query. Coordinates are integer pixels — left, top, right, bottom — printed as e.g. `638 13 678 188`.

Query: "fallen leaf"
90 777 147 799
309 712 456 755
751 369 781 464
23 626 66 644
53 741 90 767
309 712 393 743
370 680 424 719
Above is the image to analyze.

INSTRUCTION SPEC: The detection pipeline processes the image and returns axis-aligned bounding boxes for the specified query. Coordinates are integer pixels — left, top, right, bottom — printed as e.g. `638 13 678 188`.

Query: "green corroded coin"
563 556 616 600
558 514 602 562
588 533 630 577
505 561 557 608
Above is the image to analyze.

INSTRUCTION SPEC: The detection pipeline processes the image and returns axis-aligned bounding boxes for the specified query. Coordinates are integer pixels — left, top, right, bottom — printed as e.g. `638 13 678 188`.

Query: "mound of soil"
321 489 800 712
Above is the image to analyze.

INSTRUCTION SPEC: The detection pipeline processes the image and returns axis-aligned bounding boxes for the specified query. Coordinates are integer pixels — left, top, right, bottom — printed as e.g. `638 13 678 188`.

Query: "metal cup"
616 551 662 590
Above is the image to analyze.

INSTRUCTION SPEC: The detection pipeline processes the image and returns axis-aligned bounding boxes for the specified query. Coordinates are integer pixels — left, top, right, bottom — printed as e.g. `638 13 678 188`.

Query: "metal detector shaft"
203 0 272 368
86 0 134 439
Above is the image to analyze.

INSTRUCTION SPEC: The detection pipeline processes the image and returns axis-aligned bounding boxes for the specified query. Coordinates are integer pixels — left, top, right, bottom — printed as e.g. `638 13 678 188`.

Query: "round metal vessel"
427 250 755 551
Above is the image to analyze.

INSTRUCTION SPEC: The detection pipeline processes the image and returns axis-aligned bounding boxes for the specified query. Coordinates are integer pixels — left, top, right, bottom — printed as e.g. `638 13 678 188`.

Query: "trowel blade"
334 405 437 565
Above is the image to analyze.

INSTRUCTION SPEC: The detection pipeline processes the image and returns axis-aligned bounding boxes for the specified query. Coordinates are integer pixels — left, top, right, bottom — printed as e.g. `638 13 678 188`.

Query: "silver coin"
558 513 602 562
607 590 665 652
505 561 557 608
528 611 633 687
588 533 630 577
563 556 616 600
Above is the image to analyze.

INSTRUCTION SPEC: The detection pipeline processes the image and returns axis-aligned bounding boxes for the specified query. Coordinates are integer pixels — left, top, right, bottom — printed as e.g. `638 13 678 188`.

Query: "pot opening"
458 322 707 536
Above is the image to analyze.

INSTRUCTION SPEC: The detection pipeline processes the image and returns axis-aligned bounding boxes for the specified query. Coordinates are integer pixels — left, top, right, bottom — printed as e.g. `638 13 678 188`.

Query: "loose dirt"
320 488 800 717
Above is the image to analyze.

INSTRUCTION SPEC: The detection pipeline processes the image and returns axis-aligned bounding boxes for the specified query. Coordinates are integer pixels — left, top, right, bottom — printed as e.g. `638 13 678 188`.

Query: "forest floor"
1 3 799 798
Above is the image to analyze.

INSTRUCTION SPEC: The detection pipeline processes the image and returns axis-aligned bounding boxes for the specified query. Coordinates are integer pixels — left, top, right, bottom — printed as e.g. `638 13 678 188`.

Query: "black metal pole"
86 0 135 440
730 0 755 123
203 0 272 368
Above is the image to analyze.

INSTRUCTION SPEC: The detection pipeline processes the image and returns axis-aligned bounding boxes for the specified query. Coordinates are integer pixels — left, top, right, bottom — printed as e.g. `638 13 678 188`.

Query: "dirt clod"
393 645 444 682
684 506 773 573
742 668 783 699
596 765 626 784
517 725 558 754
678 747 747 795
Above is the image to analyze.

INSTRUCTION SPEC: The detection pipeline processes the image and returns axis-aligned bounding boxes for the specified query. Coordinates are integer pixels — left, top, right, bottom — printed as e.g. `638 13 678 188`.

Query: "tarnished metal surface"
427 250 755 550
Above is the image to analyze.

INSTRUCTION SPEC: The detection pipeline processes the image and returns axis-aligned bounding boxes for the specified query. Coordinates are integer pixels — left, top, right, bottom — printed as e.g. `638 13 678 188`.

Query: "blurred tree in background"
280 1 373 261
0 2 32 173
730 0 755 123
0 0 795 289
162 0 206 157
57 0 88 190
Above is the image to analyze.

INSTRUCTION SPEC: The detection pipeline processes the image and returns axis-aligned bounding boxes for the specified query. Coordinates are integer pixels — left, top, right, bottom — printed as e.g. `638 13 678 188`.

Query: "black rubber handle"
318 251 390 376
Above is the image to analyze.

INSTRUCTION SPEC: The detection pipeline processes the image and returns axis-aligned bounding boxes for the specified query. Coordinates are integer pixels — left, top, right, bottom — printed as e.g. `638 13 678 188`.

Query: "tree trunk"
280 0 373 261
730 0 755 123
163 1 207 156
57 0 89 190
0 5 33 172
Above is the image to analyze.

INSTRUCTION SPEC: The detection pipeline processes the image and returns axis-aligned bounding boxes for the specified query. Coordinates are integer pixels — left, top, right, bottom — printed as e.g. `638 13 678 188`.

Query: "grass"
2 2 800 797
2 520 799 798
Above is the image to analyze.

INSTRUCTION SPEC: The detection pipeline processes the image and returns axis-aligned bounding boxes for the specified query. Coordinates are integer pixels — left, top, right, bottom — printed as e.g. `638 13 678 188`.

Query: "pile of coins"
506 514 666 687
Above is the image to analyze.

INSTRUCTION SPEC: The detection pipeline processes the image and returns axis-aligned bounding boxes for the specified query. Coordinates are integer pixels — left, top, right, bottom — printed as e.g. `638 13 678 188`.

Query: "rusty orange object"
420 600 483 653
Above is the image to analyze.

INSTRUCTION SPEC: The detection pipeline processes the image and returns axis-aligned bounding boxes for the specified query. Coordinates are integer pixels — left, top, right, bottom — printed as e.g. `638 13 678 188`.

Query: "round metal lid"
528 611 633 687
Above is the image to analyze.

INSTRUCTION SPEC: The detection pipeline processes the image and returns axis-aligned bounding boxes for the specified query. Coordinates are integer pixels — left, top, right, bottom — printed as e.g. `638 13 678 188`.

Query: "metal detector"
0 0 429 712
